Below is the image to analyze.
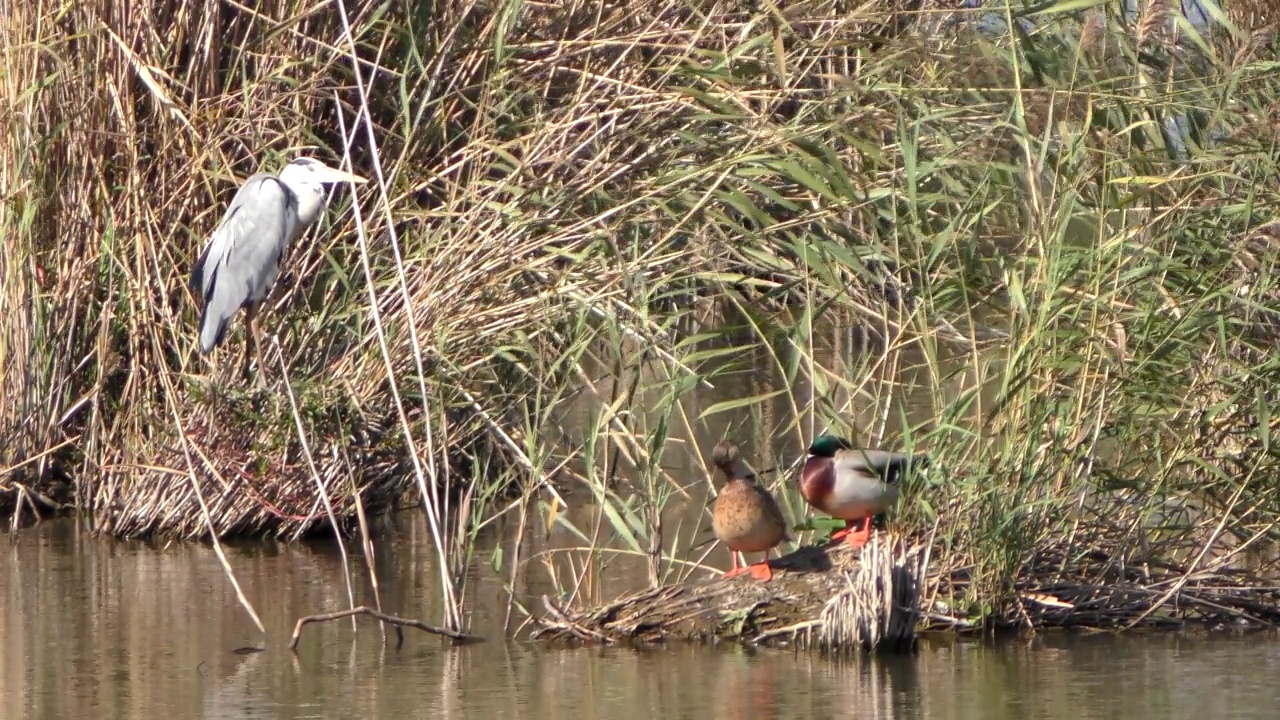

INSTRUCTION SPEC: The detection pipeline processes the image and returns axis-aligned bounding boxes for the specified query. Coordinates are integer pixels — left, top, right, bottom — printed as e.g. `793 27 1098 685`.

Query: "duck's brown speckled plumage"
710 440 789 580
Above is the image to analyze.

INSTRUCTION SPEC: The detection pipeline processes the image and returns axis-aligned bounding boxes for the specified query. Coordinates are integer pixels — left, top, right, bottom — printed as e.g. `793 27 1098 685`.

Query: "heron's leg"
241 304 258 382
250 306 269 390
253 330 268 386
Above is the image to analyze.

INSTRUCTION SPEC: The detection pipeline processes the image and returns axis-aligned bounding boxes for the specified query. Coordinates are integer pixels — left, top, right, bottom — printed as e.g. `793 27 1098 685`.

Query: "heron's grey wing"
192 174 298 353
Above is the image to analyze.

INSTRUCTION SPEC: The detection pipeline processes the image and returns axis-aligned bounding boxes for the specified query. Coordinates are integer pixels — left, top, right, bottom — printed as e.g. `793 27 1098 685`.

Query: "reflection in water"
4 520 1280 719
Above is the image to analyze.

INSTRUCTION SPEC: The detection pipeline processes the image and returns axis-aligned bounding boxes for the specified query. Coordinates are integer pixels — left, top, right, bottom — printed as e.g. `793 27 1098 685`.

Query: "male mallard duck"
799 434 927 548
710 440 790 582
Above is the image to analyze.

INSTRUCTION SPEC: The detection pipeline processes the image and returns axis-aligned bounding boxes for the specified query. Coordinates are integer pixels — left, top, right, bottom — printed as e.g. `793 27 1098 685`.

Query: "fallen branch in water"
288 606 483 650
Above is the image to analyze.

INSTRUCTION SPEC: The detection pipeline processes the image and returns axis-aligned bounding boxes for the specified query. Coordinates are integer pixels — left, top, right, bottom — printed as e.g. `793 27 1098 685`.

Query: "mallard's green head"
807 434 855 457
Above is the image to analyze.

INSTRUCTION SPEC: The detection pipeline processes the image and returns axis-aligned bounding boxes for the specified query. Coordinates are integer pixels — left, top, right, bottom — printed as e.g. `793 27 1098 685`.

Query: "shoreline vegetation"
4 0 1280 645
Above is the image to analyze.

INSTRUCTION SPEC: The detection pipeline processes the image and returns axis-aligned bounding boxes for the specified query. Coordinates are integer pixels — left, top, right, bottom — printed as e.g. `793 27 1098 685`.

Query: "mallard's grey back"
840 449 928 484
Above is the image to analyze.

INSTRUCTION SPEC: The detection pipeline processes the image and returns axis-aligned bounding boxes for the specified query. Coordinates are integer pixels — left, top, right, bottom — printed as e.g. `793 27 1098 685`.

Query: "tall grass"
3 0 1280 632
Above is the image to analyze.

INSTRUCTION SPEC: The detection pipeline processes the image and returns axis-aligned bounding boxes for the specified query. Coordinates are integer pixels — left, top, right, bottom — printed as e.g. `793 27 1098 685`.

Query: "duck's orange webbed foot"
829 518 857 544
745 561 775 582
721 552 747 580
829 518 874 548
843 517 873 548
722 553 775 582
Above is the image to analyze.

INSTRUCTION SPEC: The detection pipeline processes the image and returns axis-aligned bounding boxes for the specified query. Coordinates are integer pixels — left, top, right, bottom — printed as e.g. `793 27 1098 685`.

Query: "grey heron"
190 156 366 382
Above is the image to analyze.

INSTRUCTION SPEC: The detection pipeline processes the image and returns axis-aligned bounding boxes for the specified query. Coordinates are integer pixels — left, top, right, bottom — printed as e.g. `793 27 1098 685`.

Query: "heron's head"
278 157 367 187
276 157 367 228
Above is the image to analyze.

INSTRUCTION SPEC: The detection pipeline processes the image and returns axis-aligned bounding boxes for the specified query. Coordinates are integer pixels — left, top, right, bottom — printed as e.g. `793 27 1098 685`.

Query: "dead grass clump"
928 521 1280 631
88 394 415 539
819 535 923 651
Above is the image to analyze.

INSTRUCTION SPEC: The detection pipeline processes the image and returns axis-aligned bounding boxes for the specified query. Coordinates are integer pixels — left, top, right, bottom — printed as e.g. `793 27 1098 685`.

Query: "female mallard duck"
710 440 790 582
799 434 927 548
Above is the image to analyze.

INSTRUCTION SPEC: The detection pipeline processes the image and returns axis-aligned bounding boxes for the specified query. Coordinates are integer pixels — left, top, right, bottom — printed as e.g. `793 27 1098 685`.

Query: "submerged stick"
288 606 483 650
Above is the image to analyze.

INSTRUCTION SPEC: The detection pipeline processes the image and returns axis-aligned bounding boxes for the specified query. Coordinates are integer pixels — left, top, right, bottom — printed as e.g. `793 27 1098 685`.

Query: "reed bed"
3 0 1280 637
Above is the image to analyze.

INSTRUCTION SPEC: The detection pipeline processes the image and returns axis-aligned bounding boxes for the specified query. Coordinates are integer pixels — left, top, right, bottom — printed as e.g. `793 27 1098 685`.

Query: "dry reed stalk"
1232 23 1279 70
819 534 923 651
0 1 66 514
923 491 1280 632
275 335 360 627
164 393 267 634
1137 0 1173 52
1229 0 1280 30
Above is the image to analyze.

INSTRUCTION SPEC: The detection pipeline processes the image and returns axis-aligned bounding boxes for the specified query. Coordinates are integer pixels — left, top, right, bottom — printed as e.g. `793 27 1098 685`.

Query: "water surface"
4 520 1279 719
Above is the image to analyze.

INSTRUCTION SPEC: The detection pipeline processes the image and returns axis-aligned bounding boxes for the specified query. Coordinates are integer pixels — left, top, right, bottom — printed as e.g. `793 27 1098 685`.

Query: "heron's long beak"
326 168 367 184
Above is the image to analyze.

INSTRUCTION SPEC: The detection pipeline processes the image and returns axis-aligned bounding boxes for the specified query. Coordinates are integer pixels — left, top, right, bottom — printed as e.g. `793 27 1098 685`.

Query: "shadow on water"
6 519 1280 719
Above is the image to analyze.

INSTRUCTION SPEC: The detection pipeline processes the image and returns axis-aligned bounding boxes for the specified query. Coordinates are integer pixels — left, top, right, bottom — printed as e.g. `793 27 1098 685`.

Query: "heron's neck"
288 182 326 229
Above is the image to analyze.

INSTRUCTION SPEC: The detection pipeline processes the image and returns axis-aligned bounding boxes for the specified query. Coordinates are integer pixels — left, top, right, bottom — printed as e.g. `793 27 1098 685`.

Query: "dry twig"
289 606 483 651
